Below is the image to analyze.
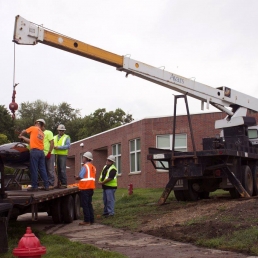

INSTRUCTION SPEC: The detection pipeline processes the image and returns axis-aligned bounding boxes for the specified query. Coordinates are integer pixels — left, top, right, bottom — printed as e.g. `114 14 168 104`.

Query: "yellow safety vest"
53 134 69 155
99 164 117 187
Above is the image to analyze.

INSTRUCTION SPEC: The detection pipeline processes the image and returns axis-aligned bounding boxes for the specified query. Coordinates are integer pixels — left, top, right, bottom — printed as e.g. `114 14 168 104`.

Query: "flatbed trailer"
4 186 80 223
0 145 81 253
0 143 81 223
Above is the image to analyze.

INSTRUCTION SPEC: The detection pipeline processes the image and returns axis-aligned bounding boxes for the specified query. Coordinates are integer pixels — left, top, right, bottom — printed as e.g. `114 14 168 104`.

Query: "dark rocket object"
0 142 30 167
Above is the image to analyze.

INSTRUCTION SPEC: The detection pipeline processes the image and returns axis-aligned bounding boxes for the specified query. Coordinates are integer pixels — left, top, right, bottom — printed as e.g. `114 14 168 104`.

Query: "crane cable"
10 43 19 120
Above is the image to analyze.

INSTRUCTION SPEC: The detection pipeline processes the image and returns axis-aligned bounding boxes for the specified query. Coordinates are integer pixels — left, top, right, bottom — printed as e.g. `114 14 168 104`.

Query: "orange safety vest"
78 163 96 190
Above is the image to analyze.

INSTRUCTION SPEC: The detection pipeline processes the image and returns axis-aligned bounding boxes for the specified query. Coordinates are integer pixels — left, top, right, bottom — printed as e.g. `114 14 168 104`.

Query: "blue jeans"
80 190 94 223
56 155 67 185
30 149 49 189
103 189 116 215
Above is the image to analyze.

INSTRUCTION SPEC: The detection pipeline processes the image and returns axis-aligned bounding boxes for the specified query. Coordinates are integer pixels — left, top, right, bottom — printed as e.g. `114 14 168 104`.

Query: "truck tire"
183 181 199 201
9 207 20 221
61 195 74 223
73 194 81 220
174 190 186 201
51 199 63 224
252 166 258 196
229 165 253 198
9 215 18 221
241 165 253 196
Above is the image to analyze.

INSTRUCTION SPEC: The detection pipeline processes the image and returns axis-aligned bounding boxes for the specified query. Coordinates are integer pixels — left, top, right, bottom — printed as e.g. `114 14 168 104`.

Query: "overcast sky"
1 0 258 121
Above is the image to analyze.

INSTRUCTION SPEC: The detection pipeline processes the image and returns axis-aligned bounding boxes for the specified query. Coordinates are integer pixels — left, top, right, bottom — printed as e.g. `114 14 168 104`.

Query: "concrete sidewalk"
18 213 257 258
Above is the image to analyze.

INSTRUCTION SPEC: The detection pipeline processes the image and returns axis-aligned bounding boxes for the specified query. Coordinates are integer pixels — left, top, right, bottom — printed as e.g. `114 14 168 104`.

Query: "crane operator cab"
203 116 258 151
248 125 258 147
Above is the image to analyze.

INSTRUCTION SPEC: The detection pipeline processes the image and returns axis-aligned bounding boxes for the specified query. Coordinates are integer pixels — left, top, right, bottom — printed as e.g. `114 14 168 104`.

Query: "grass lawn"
2 188 258 257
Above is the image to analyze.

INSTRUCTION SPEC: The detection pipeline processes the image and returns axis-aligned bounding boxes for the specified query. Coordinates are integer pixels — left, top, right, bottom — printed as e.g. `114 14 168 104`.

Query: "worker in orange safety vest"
74 151 96 225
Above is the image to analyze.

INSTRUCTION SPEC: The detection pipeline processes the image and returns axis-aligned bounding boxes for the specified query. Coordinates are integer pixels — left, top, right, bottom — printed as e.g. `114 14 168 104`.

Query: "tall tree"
77 108 133 139
13 101 133 142
0 134 10 145
15 100 81 141
0 105 15 141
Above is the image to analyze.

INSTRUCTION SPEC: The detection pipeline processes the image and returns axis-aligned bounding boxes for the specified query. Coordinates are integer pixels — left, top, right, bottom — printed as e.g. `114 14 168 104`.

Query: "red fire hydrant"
128 183 133 195
13 227 46 258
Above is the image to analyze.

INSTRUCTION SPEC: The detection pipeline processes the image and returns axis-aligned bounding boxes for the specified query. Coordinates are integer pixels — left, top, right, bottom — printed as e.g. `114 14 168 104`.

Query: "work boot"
27 187 38 192
79 221 91 226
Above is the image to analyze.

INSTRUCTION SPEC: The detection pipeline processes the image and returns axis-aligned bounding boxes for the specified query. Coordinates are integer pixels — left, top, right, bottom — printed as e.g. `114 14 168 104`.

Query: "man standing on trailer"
53 124 70 188
43 126 55 189
19 119 49 191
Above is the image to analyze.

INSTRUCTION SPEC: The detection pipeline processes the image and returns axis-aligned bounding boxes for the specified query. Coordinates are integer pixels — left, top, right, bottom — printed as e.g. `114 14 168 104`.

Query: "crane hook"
9 83 19 120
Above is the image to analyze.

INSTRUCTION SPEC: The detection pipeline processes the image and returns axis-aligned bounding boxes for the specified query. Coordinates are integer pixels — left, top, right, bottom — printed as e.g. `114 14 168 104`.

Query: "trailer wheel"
174 190 186 201
183 181 199 201
229 165 253 198
51 199 63 224
241 165 253 196
252 166 258 196
61 195 74 223
73 194 81 220
9 215 18 221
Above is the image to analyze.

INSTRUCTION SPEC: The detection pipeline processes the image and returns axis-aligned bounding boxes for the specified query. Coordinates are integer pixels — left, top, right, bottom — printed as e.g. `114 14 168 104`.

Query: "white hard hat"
83 151 93 160
107 155 116 162
57 124 66 131
35 119 46 125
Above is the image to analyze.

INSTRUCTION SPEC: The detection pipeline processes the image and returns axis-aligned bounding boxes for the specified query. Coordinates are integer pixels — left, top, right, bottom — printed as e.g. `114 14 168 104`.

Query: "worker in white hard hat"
53 124 71 188
98 155 118 217
74 151 96 225
18 119 49 191
20 119 55 189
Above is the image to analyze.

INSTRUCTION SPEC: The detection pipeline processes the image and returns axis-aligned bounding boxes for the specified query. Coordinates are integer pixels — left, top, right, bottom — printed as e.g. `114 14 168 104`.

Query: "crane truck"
10 15 258 206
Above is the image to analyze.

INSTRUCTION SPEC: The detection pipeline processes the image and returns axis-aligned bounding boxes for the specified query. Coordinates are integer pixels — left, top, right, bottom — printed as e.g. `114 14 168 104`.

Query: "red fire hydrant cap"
13 227 46 257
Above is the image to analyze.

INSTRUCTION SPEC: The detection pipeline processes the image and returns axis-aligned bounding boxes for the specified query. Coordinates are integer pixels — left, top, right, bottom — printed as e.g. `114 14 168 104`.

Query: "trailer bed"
4 186 79 206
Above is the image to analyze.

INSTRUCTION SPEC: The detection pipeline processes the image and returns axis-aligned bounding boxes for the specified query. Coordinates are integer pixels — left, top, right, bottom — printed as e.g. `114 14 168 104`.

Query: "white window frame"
112 143 121 175
129 138 141 174
156 134 187 172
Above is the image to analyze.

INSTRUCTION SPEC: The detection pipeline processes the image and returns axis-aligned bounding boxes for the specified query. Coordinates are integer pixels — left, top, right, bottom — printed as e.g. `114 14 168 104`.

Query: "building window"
129 138 141 173
156 134 187 169
112 143 121 175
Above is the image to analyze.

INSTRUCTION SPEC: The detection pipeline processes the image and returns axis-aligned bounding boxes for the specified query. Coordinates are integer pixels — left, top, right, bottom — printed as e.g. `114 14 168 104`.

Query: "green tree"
15 100 50 131
0 134 10 145
77 108 133 139
16 100 81 141
48 102 81 134
0 105 15 141
14 101 133 142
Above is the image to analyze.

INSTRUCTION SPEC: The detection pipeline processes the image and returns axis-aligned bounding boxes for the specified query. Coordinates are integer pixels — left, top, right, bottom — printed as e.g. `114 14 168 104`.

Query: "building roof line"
71 110 222 145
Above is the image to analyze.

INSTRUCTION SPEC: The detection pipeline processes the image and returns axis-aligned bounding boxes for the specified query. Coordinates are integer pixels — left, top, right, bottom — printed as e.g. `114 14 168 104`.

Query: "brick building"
66 111 258 189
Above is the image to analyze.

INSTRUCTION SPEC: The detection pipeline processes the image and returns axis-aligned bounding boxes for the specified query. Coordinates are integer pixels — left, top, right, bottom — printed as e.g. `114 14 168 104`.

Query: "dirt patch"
138 196 258 247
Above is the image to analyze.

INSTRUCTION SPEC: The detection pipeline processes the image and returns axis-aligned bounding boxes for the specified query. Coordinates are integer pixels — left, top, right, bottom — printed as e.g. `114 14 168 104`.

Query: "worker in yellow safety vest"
98 155 118 217
53 124 70 188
